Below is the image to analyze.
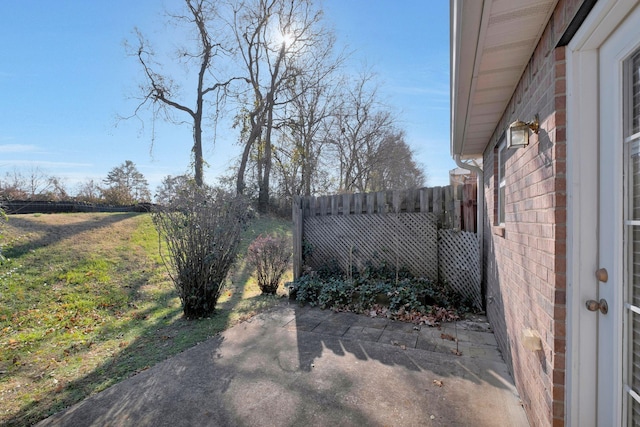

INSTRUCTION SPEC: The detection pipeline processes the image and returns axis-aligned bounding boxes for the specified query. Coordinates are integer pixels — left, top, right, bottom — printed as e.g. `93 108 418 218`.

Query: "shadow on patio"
36 301 528 426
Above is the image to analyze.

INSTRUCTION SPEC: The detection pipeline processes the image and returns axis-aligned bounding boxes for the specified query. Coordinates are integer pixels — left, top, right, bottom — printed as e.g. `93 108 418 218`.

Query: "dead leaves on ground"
366 304 460 326
440 333 456 342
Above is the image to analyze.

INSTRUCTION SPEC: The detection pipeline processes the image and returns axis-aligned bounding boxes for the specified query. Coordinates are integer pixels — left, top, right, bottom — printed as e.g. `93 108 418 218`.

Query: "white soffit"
451 0 558 158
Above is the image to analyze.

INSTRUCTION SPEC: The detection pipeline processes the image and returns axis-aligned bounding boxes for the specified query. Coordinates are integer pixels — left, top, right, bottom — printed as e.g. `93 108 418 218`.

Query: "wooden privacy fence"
292 184 481 308
294 185 476 230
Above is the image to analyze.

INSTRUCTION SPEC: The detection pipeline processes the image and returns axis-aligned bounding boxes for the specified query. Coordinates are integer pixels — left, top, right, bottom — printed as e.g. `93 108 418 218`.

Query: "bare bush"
247 234 291 294
152 185 250 318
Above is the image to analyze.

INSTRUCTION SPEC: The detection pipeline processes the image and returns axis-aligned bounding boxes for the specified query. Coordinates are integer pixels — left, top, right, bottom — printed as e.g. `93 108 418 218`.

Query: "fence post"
462 183 477 232
292 196 303 279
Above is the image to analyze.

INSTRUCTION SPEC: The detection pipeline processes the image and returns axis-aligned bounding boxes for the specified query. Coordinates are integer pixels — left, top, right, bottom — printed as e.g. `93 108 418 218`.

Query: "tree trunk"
237 118 262 195
258 99 275 213
193 116 204 187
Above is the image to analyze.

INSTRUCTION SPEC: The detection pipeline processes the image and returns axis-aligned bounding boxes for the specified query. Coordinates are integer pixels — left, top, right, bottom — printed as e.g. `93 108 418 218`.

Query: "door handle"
586 299 608 314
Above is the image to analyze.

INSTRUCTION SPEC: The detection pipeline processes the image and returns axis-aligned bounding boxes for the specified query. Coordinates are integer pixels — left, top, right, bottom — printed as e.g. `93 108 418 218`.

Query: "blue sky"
0 0 453 193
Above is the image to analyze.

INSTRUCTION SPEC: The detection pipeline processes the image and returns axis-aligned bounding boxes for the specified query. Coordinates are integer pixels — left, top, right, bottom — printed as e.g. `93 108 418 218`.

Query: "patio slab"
37 302 529 427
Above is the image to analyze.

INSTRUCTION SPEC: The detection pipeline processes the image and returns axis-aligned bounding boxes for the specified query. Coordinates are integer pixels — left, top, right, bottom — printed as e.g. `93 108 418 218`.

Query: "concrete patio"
38 302 529 426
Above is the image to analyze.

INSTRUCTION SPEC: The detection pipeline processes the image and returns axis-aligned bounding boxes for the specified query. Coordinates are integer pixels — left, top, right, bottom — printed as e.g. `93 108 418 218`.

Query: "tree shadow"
5 277 266 426
292 305 517 389
2 216 270 426
3 213 137 259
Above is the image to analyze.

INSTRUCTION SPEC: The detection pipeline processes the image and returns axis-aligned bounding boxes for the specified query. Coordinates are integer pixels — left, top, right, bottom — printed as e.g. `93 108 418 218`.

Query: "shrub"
247 234 291 294
152 185 250 319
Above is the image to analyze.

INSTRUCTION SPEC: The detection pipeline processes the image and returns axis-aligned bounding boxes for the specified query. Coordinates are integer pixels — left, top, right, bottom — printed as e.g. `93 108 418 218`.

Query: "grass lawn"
0 212 292 426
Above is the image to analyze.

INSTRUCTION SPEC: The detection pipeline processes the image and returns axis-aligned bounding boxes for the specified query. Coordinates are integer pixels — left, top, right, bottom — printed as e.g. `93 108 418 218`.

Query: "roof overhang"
450 0 558 158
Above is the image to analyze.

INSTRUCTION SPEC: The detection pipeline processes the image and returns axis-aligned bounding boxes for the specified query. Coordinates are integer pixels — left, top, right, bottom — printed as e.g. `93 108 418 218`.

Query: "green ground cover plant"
0 212 291 426
293 262 475 324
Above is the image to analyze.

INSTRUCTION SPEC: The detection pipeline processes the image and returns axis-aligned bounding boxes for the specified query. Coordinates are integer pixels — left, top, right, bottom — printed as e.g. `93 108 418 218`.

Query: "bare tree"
126 0 240 187
155 174 194 205
326 72 395 193
43 176 69 201
367 130 426 191
25 167 50 198
272 29 342 199
231 0 332 212
75 179 102 204
0 169 28 200
0 167 67 200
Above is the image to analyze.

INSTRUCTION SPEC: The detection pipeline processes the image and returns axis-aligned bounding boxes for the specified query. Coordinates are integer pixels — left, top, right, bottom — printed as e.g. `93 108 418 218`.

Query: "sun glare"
281 32 294 48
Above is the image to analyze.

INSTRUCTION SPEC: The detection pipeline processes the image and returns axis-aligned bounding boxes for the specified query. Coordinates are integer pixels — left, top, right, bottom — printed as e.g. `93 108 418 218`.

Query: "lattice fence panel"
438 229 481 309
303 213 438 281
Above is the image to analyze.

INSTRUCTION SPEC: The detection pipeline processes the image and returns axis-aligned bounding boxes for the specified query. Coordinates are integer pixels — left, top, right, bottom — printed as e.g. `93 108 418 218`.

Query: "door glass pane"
633 51 640 135
627 48 640 425
632 142 640 221
632 394 640 426
632 226 640 401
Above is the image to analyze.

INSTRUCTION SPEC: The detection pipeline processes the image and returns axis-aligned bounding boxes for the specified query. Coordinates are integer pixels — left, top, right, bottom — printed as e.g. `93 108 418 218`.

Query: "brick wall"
482 1 578 426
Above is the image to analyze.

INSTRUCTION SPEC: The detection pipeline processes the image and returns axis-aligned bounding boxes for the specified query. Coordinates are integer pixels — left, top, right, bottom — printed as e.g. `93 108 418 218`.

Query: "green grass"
0 212 292 426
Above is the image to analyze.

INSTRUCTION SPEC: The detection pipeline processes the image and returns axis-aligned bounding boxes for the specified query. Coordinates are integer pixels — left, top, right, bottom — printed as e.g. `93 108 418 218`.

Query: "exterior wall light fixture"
507 114 539 149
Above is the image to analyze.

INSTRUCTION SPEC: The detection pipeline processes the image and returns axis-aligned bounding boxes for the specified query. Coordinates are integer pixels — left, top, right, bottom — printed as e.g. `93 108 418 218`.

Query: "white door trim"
567 0 640 425
566 43 599 427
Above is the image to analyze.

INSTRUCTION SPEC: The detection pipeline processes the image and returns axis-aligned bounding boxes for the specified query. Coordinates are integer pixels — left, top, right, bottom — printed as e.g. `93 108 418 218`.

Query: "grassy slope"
0 212 292 426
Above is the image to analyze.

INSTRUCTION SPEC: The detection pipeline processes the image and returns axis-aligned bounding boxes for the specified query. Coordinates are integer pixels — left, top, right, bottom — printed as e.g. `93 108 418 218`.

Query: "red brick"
554 352 566 370
553 400 565 418
554 305 566 319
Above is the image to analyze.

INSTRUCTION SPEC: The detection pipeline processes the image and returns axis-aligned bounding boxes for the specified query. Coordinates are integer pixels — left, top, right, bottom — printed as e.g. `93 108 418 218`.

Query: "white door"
598 4 640 425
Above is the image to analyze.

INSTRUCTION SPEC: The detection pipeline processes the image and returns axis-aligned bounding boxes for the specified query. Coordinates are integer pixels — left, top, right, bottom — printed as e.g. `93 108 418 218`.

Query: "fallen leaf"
433 379 443 387
440 333 457 342
400 345 406 350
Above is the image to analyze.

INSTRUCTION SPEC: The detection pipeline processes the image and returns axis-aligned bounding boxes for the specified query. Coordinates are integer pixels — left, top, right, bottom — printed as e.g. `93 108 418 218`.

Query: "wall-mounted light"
507 115 539 149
